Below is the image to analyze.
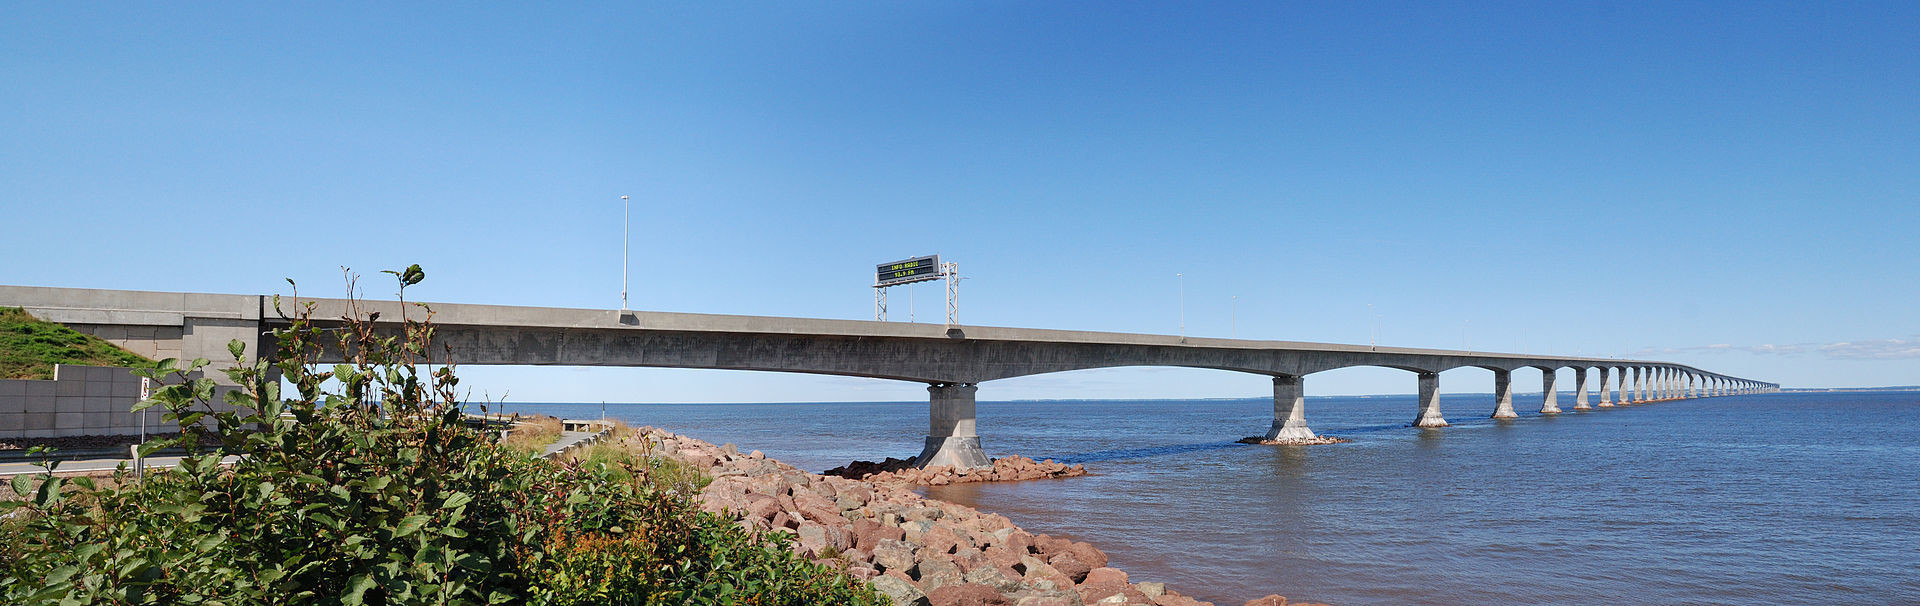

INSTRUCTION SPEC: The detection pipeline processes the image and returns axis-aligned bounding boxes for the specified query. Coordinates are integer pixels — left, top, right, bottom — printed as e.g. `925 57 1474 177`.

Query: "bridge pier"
1413 372 1448 427
1540 370 1562 414
1596 367 1613 407
1491 369 1518 418
914 383 990 469
1572 367 1591 410
1263 375 1316 441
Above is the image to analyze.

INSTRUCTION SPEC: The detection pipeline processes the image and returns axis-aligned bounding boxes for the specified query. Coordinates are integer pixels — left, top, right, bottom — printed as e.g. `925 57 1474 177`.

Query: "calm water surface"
511 391 1920 605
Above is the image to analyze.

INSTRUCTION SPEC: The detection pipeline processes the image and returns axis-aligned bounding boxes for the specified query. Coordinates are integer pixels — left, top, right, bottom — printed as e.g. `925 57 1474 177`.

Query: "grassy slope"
0 307 154 380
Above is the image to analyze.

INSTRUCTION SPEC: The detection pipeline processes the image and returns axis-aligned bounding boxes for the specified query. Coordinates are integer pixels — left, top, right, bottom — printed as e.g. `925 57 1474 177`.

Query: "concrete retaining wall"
0 364 200 439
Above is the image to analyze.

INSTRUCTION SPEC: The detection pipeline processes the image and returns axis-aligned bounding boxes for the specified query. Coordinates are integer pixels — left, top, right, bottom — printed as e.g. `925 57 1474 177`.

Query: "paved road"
541 430 597 458
0 454 242 477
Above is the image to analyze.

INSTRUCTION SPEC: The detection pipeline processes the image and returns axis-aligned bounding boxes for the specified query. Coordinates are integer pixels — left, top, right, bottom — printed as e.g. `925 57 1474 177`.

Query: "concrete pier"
1596 367 1613 407
1540 369 1562 414
1414 372 1448 427
1263 375 1316 441
1636 367 1650 403
1572 367 1590 410
1491 369 1518 418
915 383 990 468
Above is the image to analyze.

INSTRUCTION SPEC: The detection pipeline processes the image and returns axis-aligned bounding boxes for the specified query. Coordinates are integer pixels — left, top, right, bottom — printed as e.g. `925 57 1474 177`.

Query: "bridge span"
0 285 1779 468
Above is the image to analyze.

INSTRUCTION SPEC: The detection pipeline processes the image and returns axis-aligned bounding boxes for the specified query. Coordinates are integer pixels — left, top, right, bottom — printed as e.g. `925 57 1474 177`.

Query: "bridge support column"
914 383 990 469
1596 367 1613 407
1573 368 1591 410
1263 375 1316 441
1634 367 1647 403
1540 370 1562 414
1413 372 1448 427
1491 369 1518 419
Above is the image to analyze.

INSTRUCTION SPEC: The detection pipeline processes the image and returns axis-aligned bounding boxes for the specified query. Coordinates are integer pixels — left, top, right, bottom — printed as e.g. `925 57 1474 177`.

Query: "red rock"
1047 551 1092 583
1079 582 1148 605
745 494 780 522
926 583 1012 606
1066 541 1110 569
951 547 990 572
1083 567 1128 587
921 526 964 556
983 545 1023 571
1033 534 1072 557
1003 529 1035 555
1243 595 1286 606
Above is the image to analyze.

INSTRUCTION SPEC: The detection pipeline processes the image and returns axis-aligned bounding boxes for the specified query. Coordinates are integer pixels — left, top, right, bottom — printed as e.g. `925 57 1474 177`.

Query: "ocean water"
506 391 1920 605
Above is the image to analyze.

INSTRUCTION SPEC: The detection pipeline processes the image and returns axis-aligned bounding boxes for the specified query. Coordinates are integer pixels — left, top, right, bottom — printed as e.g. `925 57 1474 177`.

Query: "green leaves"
393 514 432 539
383 263 426 288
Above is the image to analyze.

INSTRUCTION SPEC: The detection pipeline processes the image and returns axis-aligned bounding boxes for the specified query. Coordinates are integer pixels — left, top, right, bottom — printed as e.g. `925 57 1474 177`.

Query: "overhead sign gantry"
874 255 958 324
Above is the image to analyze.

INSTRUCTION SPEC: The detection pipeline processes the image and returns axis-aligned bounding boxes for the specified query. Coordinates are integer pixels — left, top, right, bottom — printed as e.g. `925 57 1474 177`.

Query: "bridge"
0 285 1779 468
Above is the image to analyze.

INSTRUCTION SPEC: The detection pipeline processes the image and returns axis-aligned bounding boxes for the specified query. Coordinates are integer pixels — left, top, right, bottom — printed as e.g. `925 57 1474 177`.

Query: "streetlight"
619 195 630 312
1464 319 1471 352
1231 295 1238 338
1368 303 1377 350
1177 273 1185 338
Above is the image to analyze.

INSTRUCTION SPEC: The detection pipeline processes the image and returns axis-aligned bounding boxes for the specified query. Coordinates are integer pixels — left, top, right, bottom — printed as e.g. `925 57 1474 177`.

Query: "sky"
3 2 1916 403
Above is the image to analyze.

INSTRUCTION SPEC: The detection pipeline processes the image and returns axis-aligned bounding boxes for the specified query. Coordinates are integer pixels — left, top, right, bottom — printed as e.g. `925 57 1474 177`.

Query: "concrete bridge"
1 285 1780 468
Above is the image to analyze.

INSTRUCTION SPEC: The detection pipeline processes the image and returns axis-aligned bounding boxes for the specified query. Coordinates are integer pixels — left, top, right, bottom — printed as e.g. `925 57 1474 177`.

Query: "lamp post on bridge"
1231 295 1237 338
619 194 630 312
1177 273 1185 338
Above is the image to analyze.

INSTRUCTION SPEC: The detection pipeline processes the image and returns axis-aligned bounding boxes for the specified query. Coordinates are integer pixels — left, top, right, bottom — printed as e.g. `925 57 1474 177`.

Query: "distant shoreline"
469 387 1919 407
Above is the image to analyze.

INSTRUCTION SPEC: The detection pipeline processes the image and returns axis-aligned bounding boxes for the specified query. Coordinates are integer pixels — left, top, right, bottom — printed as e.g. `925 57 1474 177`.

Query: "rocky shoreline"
629 427 1323 606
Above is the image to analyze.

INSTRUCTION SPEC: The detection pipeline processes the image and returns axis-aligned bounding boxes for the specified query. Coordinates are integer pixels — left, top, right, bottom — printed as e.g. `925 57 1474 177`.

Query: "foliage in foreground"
0 306 154 380
0 268 884 606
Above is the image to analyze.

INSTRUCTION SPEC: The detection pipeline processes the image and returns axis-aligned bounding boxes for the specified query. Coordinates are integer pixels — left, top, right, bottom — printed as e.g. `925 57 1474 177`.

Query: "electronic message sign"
876 255 941 287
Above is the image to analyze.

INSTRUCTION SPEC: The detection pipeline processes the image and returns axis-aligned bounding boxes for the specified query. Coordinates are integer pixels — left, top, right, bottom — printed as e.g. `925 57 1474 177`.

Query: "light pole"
1368 303 1376 350
1464 319 1471 352
1231 295 1237 338
620 195 630 312
1177 273 1185 338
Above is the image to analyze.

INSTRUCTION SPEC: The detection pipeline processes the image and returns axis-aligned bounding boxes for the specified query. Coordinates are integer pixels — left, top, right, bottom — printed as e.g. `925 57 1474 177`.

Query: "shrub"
0 266 884 606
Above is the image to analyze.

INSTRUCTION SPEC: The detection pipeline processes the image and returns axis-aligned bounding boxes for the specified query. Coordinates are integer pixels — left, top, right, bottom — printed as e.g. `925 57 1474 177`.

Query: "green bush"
0 267 885 606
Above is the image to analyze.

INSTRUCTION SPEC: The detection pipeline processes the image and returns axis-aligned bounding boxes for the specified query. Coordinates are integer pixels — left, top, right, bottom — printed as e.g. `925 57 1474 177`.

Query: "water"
507 391 1920 604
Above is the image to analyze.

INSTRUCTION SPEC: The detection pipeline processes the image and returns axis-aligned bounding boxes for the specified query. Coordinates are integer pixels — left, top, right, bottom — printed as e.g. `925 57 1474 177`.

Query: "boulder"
873 538 917 573
872 575 931 606
1065 542 1109 569
1243 596 1287 606
795 521 829 556
963 564 1024 593
916 555 966 592
1083 567 1128 587
926 583 1012 606
1046 551 1092 584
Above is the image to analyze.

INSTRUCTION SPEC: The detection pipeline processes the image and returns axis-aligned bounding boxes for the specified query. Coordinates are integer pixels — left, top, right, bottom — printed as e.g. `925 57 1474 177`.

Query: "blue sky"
4 2 1915 403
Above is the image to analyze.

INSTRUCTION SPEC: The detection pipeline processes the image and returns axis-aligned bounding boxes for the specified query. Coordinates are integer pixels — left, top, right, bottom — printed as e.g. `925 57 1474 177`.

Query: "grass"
500 414 564 454
0 307 154 380
566 424 713 496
